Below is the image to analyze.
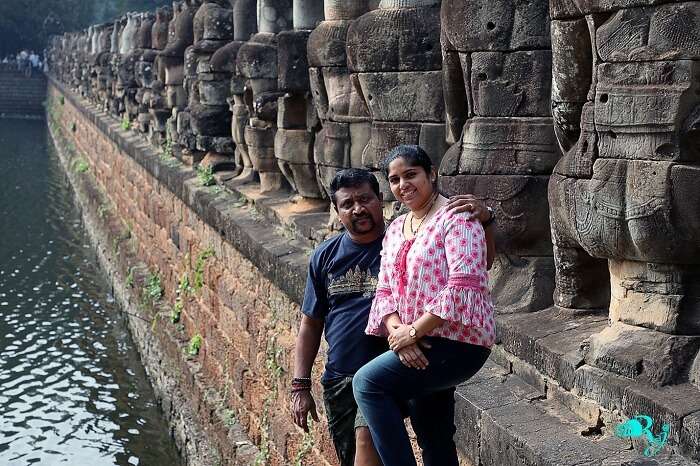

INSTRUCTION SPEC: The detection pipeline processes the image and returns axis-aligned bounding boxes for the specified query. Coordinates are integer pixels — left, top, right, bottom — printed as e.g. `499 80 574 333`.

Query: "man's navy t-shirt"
302 232 388 382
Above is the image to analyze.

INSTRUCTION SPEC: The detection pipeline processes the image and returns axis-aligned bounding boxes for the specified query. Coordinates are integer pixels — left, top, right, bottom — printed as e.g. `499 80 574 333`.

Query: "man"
291 168 494 466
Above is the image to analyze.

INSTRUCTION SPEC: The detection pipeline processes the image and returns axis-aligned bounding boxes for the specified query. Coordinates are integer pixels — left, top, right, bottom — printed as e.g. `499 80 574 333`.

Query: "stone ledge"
494 307 700 461
455 360 698 465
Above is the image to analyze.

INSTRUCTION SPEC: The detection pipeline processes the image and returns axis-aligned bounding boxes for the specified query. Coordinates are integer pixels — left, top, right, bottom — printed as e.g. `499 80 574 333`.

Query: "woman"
352 145 496 466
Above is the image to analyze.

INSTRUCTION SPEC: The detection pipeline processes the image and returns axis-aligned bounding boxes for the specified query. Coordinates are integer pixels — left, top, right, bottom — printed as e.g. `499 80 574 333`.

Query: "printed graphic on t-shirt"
328 266 378 298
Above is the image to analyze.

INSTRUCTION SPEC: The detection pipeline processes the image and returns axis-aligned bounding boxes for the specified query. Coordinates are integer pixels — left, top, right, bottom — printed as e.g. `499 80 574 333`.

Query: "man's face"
334 184 384 238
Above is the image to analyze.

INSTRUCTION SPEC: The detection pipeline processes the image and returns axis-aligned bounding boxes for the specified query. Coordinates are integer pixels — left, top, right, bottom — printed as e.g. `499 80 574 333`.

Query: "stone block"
454 117 559 176
364 121 445 169
277 29 312 92
236 33 278 80
442 0 550 52
307 20 351 67
355 71 444 122
439 174 552 256
277 94 309 129
596 3 700 62
583 323 700 386
346 5 441 72
470 50 552 117
198 78 231 106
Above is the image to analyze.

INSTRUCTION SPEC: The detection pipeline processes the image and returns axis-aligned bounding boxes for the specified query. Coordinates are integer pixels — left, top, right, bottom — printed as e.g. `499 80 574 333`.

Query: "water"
0 120 181 465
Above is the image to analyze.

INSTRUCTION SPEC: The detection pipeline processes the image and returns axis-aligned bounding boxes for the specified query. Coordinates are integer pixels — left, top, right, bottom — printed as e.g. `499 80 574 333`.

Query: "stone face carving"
437 0 557 313
307 0 372 201
274 0 326 203
236 0 293 193
116 13 142 122
346 0 445 210
549 0 700 384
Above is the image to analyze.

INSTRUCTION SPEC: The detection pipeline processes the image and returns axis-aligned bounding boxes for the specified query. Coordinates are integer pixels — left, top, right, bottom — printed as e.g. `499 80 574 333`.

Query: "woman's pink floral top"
366 206 496 348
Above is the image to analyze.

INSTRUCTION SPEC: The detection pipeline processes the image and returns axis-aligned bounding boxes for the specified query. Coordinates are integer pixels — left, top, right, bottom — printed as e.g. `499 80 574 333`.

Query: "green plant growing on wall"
170 299 183 324
193 248 215 290
196 164 215 187
177 272 193 297
254 400 272 466
222 408 236 429
73 159 89 174
265 336 285 392
59 96 65 106
144 272 163 306
293 431 315 466
187 334 203 356
70 122 77 132
126 267 135 288
97 203 109 219
121 115 132 131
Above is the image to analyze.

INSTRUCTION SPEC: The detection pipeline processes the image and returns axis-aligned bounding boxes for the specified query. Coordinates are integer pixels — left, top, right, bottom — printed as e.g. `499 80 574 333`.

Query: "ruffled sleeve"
365 230 398 337
424 212 493 327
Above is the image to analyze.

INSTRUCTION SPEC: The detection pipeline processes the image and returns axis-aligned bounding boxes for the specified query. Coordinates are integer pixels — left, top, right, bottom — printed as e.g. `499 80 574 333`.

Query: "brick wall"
0 66 46 117
47 81 336 466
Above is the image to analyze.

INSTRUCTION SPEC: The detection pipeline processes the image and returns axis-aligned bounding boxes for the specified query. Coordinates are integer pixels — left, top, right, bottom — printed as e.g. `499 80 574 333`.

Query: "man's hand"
388 323 414 352
447 194 491 224
292 390 319 432
396 342 431 370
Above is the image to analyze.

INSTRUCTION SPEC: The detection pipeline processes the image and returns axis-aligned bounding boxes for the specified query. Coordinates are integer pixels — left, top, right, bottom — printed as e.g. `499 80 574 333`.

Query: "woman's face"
387 157 436 211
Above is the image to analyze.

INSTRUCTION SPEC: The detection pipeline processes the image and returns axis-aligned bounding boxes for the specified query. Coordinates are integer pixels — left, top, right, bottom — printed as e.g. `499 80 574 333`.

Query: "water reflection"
0 120 181 465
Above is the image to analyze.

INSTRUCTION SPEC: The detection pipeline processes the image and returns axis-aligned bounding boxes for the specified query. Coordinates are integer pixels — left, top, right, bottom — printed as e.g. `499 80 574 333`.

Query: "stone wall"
46 79 335 466
0 65 46 117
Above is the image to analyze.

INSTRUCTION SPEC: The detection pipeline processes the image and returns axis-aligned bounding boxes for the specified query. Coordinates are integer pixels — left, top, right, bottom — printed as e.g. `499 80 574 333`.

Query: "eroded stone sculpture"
236 0 293 193
549 0 700 385
346 0 445 212
148 6 174 146
274 0 326 206
438 0 557 313
190 0 235 169
307 0 372 203
228 0 259 184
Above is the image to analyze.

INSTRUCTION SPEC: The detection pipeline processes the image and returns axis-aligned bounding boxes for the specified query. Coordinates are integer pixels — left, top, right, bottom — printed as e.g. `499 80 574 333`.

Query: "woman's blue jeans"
352 337 490 466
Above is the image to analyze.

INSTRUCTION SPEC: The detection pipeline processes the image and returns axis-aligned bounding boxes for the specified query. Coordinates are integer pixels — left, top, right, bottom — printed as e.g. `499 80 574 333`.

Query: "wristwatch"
409 326 417 339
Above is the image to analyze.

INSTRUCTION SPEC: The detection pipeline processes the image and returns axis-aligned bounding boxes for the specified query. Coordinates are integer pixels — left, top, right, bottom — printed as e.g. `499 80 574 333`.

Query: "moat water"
0 119 181 465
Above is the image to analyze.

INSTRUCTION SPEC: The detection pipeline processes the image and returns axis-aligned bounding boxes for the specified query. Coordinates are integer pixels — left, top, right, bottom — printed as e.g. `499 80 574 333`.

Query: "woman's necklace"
409 193 438 235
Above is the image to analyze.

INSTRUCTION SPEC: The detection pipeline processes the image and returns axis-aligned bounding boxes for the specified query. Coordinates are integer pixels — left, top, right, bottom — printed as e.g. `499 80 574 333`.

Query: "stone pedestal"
438 0 557 313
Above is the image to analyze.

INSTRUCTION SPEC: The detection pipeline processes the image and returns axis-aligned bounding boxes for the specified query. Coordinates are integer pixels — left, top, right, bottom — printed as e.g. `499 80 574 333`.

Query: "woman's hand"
396 342 429 369
388 323 414 352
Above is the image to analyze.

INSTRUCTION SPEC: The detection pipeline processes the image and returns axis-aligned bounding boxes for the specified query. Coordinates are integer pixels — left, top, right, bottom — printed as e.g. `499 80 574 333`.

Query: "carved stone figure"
307 0 372 207
189 0 235 169
438 0 557 313
274 0 326 206
228 0 259 184
134 12 157 134
160 0 199 112
549 0 700 385
148 6 174 146
116 13 142 123
236 0 293 193
346 0 445 213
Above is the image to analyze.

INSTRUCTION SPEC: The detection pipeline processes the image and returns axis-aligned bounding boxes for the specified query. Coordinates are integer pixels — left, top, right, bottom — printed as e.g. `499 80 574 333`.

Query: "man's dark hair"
380 144 433 179
329 168 381 207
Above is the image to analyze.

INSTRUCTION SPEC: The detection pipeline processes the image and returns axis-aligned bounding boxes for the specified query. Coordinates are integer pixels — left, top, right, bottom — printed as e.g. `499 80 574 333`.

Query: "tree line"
0 0 171 57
